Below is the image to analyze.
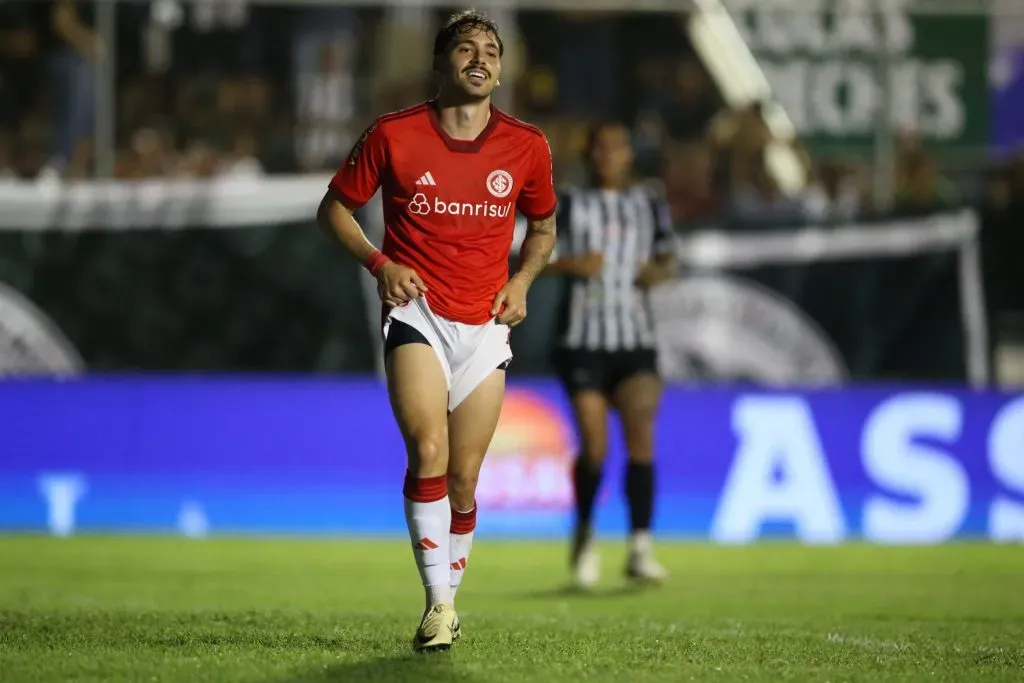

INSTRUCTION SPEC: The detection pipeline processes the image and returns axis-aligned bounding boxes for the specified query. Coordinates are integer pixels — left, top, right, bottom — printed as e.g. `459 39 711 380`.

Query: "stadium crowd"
4 4 1016 202
1 2 1021 322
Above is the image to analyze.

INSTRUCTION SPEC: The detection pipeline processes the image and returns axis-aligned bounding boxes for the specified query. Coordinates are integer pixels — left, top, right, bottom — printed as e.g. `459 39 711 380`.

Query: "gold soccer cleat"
412 603 458 653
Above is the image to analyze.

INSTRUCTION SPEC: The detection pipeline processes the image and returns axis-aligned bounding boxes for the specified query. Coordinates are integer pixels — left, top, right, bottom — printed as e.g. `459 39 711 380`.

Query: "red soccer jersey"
329 101 558 325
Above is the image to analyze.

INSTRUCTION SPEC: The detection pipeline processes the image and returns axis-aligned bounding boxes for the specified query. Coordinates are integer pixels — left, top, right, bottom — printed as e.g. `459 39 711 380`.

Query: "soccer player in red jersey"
316 9 557 652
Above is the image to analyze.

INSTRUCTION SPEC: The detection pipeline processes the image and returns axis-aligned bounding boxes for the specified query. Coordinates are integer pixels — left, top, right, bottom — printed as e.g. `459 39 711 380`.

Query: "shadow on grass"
276 651 479 683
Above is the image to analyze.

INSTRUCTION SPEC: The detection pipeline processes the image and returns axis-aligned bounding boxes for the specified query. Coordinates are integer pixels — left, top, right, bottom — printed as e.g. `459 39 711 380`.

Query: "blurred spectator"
40 0 104 181
663 58 718 142
296 42 356 172
708 102 771 156
371 7 434 113
221 131 264 178
64 135 93 179
729 149 806 223
894 148 958 212
176 138 219 178
706 101 773 205
130 127 174 178
632 56 719 175
803 160 863 222
292 7 359 171
662 140 718 225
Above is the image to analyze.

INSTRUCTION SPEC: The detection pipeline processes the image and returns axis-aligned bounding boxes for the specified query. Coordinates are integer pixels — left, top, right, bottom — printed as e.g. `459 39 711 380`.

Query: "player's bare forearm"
544 258 578 276
649 252 675 277
542 259 570 275
53 1 97 56
512 215 556 287
654 252 674 269
316 192 379 266
637 252 677 289
544 253 602 278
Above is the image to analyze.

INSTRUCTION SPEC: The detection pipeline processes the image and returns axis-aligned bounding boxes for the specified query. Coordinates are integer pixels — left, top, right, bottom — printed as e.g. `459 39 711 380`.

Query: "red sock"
449 503 477 599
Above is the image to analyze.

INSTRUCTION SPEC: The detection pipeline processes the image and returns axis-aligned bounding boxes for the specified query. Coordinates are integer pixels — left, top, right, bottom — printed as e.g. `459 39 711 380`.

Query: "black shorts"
553 347 658 397
383 318 430 357
383 318 511 371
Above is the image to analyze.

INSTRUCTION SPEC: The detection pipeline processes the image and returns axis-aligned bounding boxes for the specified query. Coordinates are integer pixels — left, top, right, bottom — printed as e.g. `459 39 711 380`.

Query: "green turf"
1 537 1022 682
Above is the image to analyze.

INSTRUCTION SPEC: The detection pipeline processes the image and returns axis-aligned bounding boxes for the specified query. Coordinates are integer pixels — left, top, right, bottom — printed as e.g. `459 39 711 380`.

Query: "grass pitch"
0 537 1022 682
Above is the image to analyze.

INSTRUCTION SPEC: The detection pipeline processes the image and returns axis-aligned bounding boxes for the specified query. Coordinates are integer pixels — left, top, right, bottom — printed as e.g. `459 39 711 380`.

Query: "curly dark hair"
433 8 504 57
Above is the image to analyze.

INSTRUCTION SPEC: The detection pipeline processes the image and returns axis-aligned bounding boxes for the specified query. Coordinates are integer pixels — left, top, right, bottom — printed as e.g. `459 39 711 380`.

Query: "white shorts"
383 297 513 412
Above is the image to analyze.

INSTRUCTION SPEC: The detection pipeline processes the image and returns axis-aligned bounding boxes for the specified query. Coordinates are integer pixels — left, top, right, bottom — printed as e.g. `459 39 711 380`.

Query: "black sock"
625 461 654 532
572 456 602 532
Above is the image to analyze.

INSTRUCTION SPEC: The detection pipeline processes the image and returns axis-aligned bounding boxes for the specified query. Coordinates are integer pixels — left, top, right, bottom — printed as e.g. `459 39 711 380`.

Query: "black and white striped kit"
554 185 675 351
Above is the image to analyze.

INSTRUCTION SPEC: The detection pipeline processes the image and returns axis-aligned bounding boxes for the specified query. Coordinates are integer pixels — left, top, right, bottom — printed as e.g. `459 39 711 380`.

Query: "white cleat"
625 551 669 583
625 531 668 584
572 540 601 589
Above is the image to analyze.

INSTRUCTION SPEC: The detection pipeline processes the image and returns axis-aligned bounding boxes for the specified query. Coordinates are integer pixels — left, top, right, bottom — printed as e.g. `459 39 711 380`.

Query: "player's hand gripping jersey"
329 102 557 324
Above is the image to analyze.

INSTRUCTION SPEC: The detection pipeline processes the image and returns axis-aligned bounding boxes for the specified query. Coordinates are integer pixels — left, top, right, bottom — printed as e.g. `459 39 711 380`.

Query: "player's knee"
626 442 654 465
579 438 607 466
447 469 478 510
406 429 448 474
622 412 656 464
621 389 659 424
623 391 659 418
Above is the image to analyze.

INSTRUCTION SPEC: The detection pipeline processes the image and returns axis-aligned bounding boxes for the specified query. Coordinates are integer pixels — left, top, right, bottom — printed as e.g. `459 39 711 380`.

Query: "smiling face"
435 23 503 102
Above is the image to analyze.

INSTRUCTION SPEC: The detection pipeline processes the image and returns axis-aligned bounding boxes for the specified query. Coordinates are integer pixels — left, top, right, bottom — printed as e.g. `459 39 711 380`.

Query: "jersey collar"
427 100 500 153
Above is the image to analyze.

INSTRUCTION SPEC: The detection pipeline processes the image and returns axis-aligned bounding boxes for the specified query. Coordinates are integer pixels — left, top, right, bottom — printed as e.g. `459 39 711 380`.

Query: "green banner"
728 0 989 155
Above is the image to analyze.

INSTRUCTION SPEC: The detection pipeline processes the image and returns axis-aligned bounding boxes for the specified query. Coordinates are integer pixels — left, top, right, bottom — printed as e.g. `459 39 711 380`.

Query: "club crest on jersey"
346 123 376 166
486 170 514 198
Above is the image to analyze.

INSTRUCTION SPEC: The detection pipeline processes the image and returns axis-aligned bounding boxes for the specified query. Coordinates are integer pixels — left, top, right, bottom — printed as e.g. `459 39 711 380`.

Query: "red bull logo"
476 388 576 510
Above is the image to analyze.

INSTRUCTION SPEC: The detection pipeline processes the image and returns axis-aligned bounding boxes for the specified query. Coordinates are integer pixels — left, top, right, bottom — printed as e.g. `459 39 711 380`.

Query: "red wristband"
365 250 390 277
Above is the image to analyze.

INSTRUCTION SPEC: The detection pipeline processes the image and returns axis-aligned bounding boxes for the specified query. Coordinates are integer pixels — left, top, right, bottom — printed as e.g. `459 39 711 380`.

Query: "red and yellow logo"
476 388 576 510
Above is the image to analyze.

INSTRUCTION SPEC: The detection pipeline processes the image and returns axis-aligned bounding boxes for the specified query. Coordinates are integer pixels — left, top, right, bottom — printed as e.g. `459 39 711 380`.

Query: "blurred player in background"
316 9 557 652
546 121 675 589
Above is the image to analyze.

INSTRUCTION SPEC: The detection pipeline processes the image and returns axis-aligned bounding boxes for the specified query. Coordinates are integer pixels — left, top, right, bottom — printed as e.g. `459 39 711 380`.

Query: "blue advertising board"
1 377 1022 543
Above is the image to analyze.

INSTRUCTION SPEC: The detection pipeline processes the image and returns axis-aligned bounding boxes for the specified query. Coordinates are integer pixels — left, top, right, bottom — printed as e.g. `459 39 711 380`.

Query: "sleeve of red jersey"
516 133 558 221
328 120 388 211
